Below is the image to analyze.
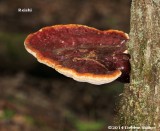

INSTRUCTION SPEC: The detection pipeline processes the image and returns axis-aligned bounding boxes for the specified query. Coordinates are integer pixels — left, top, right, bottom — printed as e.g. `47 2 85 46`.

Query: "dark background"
0 0 131 130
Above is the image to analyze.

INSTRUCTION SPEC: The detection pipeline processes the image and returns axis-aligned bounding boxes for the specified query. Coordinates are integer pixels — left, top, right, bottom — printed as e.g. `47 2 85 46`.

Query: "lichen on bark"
118 0 160 129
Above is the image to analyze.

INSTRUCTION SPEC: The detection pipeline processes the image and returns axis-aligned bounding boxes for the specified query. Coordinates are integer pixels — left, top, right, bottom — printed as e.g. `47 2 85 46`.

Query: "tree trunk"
119 0 160 129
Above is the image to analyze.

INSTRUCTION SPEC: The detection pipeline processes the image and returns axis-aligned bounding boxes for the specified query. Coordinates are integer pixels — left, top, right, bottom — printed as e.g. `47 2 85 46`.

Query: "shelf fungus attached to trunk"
24 24 130 85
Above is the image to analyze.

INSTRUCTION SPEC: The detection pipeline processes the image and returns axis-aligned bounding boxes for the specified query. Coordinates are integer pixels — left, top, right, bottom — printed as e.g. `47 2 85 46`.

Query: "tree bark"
119 0 160 129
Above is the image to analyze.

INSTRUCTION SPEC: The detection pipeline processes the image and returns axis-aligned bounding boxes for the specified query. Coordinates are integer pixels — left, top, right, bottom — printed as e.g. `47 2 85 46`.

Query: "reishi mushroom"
24 24 130 85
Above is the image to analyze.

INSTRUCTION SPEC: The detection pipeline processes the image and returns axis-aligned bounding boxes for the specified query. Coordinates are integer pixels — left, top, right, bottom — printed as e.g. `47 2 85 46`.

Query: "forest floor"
0 72 124 131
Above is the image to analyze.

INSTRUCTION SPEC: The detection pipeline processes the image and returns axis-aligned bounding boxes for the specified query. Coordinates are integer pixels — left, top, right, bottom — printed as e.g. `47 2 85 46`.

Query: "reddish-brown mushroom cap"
24 24 129 85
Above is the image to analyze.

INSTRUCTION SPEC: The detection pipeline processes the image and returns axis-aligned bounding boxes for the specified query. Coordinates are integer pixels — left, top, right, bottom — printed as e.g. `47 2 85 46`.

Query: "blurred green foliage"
24 115 35 125
75 119 105 131
0 109 15 120
0 32 35 70
66 111 105 131
0 32 27 59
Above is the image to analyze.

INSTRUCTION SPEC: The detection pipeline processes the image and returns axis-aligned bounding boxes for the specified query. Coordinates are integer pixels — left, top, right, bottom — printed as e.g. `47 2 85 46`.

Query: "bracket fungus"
24 24 130 85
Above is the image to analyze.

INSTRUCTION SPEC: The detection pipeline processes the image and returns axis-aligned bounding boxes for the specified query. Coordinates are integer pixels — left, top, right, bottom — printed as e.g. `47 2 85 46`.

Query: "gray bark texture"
119 0 160 129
